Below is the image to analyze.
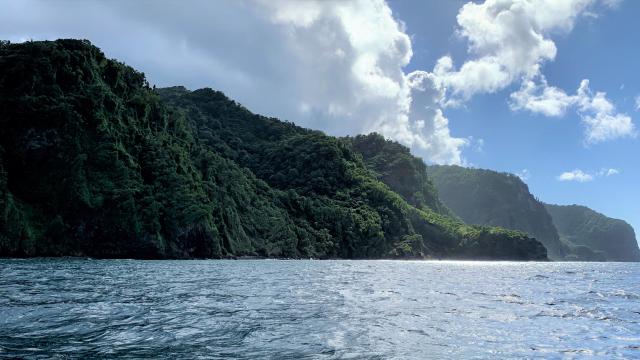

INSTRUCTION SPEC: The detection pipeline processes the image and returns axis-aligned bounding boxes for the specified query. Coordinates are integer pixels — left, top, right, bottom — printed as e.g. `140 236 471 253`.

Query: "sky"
0 0 638 240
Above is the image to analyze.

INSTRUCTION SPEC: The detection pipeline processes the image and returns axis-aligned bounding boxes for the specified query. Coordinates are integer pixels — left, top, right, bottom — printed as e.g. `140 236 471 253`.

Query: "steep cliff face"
0 39 322 259
428 165 566 260
545 204 640 262
0 39 547 260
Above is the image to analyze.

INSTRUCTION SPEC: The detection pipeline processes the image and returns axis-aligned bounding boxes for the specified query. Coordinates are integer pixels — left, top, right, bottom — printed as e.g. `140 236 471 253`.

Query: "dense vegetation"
345 133 453 217
545 204 640 262
428 165 640 261
428 165 566 259
0 39 547 260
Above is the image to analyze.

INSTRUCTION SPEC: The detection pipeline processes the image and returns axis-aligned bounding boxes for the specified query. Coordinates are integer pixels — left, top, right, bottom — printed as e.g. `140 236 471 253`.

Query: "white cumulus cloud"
512 78 636 143
0 0 470 164
436 0 593 101
510 76 575 117
558 169 594 182
431 0 634 144
576 79 636 143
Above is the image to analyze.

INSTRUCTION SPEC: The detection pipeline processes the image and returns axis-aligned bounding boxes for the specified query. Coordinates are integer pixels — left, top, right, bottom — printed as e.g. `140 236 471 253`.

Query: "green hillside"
0 39 547 260
345 133 453 217
545 204 640 262
428 165 566 259
427 165 640 262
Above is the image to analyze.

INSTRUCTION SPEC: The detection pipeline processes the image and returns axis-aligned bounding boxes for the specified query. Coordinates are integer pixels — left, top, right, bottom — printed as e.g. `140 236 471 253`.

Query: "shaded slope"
545 204 640 262
428 165 566 259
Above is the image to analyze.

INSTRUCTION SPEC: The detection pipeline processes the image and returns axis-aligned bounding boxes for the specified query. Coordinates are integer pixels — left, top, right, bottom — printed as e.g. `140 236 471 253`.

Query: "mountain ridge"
0 39 547 260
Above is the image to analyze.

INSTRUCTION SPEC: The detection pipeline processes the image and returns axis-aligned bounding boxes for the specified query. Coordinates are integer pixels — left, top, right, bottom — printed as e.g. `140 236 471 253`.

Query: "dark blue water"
1 260 639 359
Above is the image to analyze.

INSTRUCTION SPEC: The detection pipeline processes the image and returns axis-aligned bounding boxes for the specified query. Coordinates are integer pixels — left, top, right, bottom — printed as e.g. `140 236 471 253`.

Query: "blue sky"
0 0 637 238
389 0 640 239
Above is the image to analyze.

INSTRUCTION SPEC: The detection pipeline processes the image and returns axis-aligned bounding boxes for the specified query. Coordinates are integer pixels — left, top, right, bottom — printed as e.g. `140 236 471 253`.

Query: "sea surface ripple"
0 259 639 359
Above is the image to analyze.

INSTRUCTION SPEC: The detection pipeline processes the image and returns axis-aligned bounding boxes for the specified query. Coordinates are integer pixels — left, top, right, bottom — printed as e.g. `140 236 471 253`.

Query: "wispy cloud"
602 0 623 9
516 169 531 181
558 167 620 182
597 168 620 177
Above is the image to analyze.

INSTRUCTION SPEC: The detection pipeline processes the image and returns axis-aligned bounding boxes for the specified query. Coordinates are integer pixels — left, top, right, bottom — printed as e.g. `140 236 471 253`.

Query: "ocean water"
0 259 638 359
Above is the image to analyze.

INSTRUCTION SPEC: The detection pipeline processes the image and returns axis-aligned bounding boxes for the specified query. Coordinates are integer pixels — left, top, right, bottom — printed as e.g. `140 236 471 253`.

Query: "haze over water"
1 259 639 359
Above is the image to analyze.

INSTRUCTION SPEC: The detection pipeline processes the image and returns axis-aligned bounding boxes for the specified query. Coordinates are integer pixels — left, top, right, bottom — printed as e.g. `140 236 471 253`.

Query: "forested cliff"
545 204 640 262
428 165 566 259
0 39 547 260
428 165 640 262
